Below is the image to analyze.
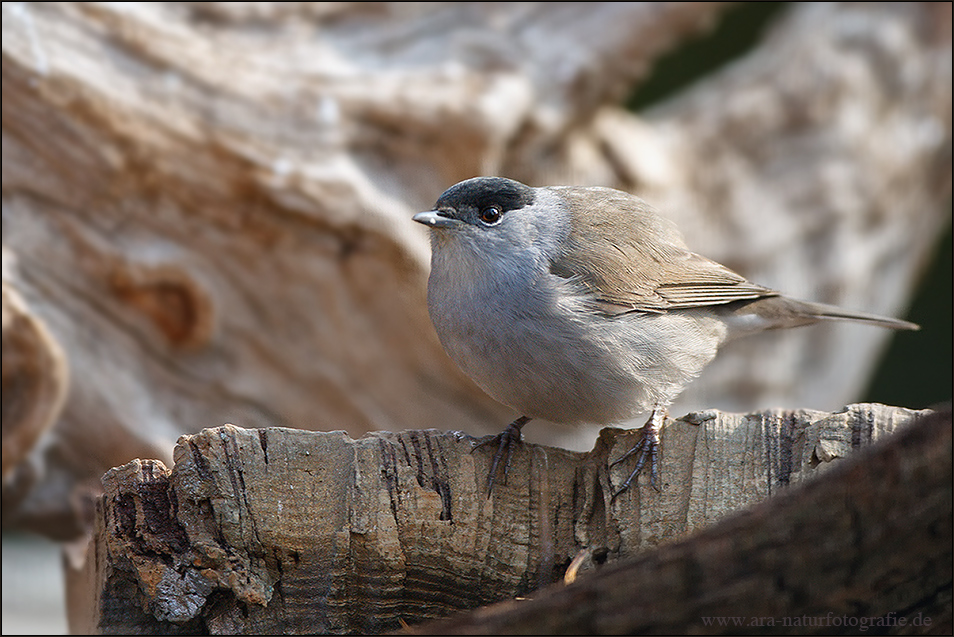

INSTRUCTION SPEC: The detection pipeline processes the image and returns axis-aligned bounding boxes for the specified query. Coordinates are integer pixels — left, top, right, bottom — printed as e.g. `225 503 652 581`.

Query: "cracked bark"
409 405 953 636
65 403 950 634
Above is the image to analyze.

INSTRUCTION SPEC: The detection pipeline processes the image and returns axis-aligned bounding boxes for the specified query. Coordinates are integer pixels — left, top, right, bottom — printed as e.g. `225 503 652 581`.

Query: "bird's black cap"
434 177 535 219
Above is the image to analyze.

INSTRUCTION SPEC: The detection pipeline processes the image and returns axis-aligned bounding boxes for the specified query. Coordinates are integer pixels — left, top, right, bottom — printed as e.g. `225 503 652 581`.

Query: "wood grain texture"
65 403 942 634
409 405 952 636
2 248 69 481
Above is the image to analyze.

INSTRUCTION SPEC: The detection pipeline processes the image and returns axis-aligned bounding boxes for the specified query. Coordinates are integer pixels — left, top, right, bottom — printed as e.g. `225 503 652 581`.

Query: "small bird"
413 177 918 495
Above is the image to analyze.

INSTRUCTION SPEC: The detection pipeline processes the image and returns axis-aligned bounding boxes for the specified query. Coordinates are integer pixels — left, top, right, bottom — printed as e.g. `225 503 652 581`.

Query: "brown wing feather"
548 187 778 313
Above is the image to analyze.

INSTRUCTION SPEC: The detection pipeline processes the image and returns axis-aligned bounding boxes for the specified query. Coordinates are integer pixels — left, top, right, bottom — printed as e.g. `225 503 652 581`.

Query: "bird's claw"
610 411 664 498
472 416 530 495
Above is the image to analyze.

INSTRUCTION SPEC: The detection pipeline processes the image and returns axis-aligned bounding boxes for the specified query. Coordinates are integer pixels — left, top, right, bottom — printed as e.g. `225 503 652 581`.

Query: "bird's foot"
610 408 666 498
472 415 531 495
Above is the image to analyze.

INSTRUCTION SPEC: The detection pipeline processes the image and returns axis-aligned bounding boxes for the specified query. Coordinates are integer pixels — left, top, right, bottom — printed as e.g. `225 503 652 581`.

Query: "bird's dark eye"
479 206 502 225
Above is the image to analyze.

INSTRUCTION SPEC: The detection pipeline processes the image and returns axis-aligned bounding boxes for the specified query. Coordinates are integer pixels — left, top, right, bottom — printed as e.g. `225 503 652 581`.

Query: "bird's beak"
413 210 461 229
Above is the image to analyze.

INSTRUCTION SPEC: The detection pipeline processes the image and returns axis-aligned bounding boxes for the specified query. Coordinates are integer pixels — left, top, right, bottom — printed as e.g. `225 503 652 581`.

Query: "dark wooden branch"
64 404 948 634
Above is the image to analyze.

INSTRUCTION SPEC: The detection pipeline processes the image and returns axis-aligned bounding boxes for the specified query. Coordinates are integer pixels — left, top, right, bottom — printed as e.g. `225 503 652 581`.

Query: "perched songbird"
413 177 918 495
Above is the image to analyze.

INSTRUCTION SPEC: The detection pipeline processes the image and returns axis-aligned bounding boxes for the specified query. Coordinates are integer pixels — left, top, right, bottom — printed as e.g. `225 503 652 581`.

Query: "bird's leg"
472 415 531 495
610 406 666 497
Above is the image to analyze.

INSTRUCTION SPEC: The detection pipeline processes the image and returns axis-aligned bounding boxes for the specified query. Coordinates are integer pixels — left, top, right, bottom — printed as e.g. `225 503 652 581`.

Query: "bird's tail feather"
722 296 919 333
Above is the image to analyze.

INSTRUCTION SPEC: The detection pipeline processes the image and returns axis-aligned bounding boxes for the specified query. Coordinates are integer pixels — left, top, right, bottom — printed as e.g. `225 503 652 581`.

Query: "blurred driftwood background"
1 0 951 551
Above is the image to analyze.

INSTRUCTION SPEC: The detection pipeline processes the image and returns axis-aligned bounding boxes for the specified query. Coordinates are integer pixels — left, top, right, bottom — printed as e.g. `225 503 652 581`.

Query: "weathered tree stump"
65 403 949 634
410 405 953 636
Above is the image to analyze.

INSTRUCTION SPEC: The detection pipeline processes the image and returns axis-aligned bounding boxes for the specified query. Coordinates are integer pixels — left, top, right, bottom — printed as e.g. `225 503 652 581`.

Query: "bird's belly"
430 294 726 425
448 327 639 424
